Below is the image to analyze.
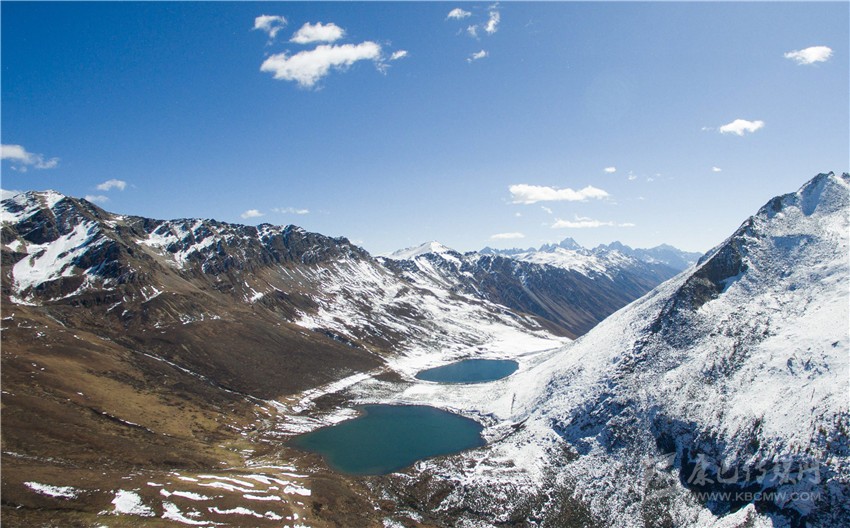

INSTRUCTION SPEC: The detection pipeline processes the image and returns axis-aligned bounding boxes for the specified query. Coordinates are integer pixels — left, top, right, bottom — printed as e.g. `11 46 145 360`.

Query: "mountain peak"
557 237 583 250
388 241 457 260
539 237 584 253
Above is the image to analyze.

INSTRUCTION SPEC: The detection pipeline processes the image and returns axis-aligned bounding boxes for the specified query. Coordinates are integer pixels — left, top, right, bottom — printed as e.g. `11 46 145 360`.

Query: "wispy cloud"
540 205 553 215
490 232 525 240
457 6 500 41
603 166 617 174
261 41 382 88
273 207 310 215
390 50 408 61
1 144 59 171
509 184 609 204
85 195 109 204
447 8 471 20
290 22 345 44
712 166 723 173
253 15 287 40
468 50 488 62
552 215 634 229
719 119 764 136
484 10 500 35
241 209 265 219
96 178 127 191
784 45 832 65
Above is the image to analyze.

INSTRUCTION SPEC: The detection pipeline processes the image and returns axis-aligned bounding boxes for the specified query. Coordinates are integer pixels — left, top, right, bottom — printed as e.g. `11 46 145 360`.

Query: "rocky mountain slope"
383 172 849 527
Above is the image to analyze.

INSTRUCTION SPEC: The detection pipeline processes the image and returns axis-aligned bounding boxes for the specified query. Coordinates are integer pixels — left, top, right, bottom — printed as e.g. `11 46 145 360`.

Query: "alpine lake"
290 359 518 475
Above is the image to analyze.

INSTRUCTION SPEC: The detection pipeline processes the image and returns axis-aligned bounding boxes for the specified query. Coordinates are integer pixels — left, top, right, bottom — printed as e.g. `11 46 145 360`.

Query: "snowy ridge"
388 241 460 261
512 245 632 278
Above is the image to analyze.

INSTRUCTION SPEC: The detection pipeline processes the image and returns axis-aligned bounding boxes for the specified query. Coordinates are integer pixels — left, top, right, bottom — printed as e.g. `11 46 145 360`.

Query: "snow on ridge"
387 241 458 260
511 246 613 277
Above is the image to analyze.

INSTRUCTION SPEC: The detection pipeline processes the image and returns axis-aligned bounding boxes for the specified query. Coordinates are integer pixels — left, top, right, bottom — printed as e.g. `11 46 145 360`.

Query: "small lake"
415 359 519 383
290 405 485 475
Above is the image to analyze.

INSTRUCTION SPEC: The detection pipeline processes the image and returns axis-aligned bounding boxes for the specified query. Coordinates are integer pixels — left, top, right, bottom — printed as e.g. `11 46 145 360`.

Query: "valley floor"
1 313 568 528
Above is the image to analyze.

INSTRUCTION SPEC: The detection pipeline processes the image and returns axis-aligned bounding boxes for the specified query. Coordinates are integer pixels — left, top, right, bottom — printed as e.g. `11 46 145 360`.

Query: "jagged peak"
760 171 849 219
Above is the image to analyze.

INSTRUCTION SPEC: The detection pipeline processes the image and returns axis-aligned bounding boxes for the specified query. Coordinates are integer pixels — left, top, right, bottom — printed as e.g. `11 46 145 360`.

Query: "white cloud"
551 215 634 229
719 119 765 136
240 209 265 219
490 232 525 240
468 50 488 62
784 45 833 65
96 178 127 191
712 166 723 173
253 15 287 40
390 50 408 61
484 10 500 34
509 184 609 204
1 144 59 170
467 25 479 38
290 22 345 44
603 166 617 174
273 207 310 215
540 205 553 215
447 8 472 19
514 212 522 217
261 41 382 88
85 195 109 204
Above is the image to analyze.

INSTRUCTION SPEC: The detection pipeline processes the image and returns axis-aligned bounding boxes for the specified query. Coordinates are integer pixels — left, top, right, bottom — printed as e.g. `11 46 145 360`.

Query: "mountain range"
1 172 847 527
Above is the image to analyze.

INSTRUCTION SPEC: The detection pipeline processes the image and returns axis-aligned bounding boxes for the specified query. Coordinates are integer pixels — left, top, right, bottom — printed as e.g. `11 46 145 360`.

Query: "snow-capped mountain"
398 172 849 526
382 238 689 337
388 240 460 261
594 241 703 271
484 237 702 274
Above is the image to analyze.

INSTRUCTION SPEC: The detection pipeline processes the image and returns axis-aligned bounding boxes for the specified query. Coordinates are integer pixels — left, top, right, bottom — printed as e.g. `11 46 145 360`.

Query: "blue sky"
2 2 848 254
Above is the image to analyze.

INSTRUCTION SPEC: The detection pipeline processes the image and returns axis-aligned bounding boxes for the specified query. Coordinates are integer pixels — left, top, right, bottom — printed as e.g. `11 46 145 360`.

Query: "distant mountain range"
480 238 703 273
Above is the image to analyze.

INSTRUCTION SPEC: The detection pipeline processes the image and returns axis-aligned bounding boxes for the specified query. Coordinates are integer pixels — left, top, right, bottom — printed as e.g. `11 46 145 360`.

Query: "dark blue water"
415 359 519 383
290 405 485 475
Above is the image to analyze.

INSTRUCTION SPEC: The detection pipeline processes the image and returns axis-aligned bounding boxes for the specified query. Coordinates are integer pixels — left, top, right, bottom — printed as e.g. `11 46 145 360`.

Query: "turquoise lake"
290 405 485 475
415 359 519 383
